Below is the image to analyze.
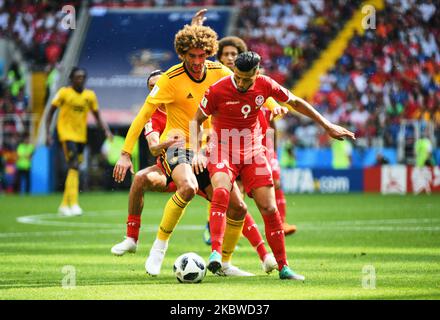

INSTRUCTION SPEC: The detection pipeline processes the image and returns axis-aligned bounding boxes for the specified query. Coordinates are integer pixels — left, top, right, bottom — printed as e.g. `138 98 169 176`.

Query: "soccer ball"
173 252 207 283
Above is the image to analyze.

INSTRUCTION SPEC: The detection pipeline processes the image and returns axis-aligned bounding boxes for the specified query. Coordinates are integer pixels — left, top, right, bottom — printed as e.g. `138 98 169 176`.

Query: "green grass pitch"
0 192 439 300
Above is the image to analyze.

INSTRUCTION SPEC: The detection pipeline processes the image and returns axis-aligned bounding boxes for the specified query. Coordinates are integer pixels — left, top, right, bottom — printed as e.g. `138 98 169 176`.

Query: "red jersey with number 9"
200 75 291 157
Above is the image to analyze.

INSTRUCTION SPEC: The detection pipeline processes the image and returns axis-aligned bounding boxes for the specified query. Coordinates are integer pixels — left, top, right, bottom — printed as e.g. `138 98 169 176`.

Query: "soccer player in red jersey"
192 52 355 280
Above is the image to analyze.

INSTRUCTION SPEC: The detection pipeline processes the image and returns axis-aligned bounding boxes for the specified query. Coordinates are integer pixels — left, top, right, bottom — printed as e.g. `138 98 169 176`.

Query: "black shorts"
157 148 211 191
61 141 85 167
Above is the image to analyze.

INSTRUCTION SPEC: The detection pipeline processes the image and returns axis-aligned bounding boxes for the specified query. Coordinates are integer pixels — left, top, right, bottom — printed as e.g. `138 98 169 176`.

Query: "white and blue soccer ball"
173 252 207 283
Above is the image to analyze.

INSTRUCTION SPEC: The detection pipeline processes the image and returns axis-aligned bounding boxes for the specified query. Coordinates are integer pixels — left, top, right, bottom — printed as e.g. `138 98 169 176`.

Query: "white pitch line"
3 212 439 239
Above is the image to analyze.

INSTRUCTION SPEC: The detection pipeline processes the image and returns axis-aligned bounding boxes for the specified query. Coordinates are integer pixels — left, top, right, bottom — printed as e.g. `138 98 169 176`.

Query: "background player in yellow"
45 67 113 216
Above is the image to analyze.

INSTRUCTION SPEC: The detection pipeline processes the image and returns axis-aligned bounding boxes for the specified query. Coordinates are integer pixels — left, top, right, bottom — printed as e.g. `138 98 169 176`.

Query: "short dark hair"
147 69 163 87
69 67 87 80
217 36 248 61
235 51 260 72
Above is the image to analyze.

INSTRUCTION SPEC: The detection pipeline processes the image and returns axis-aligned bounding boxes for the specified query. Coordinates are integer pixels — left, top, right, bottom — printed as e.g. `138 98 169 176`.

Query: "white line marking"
2 211 438 239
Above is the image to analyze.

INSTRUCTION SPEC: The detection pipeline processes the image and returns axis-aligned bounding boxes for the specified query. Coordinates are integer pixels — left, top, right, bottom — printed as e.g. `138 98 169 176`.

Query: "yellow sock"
157 192 189 241
61 178 69 207
222 217 245 263
68 169 79 205
61 169 78 206
206 202 211 223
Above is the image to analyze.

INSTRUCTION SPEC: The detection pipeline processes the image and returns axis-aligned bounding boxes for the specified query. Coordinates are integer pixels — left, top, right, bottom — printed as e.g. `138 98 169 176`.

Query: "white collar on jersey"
230 75 238 89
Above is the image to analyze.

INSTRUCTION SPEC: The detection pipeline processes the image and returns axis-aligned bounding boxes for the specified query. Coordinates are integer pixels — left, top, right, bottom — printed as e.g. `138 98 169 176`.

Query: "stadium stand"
0 0 80 192
0 0 439 193
274 0 439 166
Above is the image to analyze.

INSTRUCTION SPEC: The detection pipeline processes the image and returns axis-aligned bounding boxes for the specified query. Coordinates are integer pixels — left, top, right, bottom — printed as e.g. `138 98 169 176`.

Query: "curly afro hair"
174 24 219 58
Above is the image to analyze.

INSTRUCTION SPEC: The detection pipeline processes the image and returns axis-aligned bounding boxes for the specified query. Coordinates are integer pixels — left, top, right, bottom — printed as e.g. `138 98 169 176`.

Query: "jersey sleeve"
145 74 174 106
263 97 279 112
88 91 99 111
265 76 292 103
144 110 166 138
199 88 216 117
51 87 66 108
122 99 158 154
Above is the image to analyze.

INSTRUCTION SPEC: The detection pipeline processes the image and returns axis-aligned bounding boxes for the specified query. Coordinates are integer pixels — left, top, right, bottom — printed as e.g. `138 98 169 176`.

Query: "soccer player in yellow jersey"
113 24 262 277
46 67 113 216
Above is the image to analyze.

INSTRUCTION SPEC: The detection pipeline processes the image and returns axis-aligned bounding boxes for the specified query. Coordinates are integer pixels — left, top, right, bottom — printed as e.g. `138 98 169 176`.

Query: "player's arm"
146 132 183 157
113 100 158 183
191 108 209 175
91 110 113 141
46 87 66 146
191 8 207 26
45 105 57 146
287 95 355 141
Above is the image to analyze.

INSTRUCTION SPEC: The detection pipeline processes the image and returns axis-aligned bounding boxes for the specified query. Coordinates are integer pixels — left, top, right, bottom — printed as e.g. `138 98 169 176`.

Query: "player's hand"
272 106 288 116
192 152 207 175
113 152 134 183
191 9 207 26
326 123 356 141
166 135 185 149
106 130 114 142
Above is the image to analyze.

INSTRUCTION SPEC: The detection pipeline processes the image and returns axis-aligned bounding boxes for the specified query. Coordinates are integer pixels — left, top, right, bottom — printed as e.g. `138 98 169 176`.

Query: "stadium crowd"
1 0 439 193
276 0 439 157
0 0 79 192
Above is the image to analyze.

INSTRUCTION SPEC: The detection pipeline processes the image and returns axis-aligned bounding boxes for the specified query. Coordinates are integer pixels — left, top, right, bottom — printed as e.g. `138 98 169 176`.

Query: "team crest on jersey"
216 162 225 169
255 95 265 106
201 97 208 109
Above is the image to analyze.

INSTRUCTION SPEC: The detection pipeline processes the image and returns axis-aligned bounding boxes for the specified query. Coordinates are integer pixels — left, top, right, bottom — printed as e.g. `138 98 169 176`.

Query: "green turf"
0 192 439 300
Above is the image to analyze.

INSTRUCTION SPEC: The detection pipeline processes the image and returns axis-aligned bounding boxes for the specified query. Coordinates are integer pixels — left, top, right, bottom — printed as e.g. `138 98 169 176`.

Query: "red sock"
126 214 141 241
210 188 230 254
242 213 267 261
262 211 287 270
275 189 286 223
165 182 177 193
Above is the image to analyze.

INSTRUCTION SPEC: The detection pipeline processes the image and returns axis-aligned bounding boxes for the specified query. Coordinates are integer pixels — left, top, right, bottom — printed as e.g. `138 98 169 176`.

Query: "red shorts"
207 150 273 197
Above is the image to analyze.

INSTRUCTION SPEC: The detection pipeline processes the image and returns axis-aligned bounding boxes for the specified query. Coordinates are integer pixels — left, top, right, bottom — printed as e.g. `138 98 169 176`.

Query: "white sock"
153 238 168 251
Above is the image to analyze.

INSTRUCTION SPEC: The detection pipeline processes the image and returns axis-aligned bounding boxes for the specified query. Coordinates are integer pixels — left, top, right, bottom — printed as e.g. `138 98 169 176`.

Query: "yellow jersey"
51 86 98 143
123 60 232 154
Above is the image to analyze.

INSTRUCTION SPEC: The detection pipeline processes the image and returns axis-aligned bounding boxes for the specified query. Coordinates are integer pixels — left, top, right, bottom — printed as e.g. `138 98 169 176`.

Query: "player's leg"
59 141 83 216
146 158 198 276
111 165 167 256
206 171 232 274
252 186 304 281
272 158 296 235
241 212 278 273
219 182 255 276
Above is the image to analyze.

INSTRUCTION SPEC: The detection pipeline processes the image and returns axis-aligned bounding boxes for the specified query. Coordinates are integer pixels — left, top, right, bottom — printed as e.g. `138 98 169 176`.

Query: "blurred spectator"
415 129 434 167
16 133 34 193
331 138 352 169
280 139 296 169
375 153 390 165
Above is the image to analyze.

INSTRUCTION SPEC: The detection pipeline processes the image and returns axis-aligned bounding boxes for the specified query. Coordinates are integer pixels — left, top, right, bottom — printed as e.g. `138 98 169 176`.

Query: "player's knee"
68 160 79 170
227 198 247 220
133 171 151 191
260 204 278 216
177 182 197 201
